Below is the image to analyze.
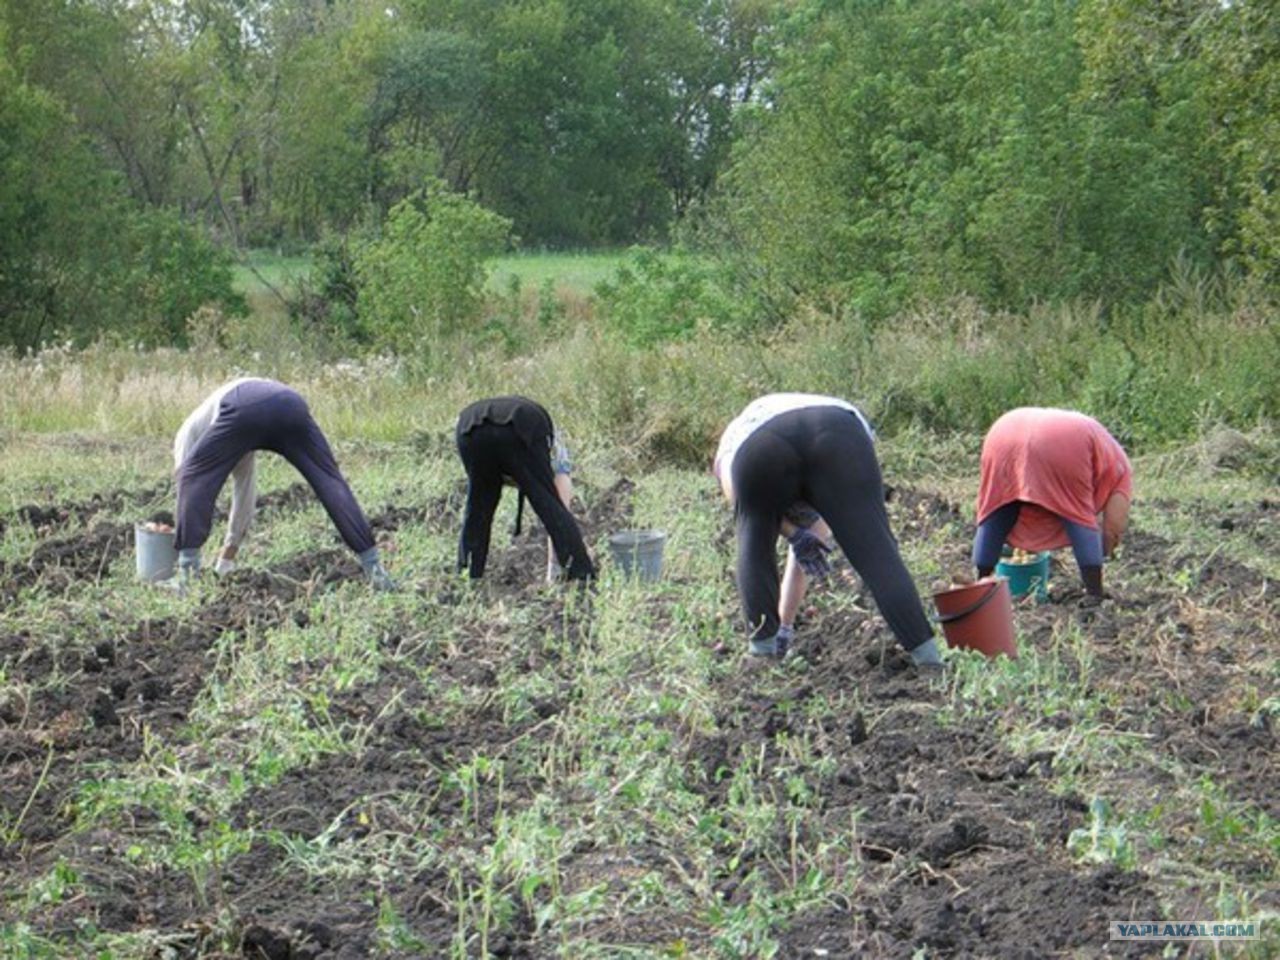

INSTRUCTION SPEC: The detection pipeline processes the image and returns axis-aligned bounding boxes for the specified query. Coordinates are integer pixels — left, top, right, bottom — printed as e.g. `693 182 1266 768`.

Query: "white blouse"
714 393 874 492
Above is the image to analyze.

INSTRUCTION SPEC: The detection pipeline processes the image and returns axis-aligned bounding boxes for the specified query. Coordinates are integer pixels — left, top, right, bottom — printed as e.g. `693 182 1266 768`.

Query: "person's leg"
174 416 256 565
507 453 595 580
1063 518 1105 596
791 408 935 656
972 501 1021 577
456 426 506 579
271 400 377 556
731 427 804 653
737 508 783 650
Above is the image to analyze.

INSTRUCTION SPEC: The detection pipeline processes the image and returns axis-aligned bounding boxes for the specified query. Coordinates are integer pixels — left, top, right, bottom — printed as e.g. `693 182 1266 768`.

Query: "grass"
230 251 314 295
0 277 1277 956
231 249 627 299
486 251 626 295
1 399 1276 956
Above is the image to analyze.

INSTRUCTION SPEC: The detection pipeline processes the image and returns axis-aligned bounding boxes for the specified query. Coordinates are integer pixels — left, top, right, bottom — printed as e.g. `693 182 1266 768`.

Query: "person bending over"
172 377 394 589
973 407 1132 599
456 396 594 582
714 393 940 666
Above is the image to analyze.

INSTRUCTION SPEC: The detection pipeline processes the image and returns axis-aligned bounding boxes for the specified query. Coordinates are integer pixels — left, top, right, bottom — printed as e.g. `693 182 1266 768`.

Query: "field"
1 399 1276 957
230 251 625 300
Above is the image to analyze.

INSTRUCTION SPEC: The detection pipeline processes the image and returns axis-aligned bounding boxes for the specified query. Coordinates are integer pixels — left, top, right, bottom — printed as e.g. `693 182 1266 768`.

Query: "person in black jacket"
456 397 595 582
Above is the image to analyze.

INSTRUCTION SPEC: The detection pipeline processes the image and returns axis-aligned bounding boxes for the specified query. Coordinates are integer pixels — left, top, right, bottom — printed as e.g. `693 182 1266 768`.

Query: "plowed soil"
1 478 1274 958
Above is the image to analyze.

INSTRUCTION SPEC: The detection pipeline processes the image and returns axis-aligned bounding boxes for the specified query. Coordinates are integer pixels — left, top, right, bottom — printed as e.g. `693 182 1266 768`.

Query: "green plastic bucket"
996 552 1050 601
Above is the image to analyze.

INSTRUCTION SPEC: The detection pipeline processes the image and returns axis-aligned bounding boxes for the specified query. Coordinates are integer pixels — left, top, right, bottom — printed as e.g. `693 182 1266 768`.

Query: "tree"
707 0 1247 320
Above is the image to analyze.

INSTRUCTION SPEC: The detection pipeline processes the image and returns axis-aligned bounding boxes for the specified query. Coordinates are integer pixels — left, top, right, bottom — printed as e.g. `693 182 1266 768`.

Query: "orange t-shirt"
977 408 1133 551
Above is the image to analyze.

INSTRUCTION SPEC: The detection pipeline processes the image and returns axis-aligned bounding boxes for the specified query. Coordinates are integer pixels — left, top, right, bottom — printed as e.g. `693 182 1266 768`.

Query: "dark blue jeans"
175 380 375 555
972 501 1102 572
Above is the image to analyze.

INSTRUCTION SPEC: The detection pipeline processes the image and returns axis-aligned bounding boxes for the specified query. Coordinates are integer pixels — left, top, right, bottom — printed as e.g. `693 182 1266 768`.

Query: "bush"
354 185 512 360
291 232 364 344
120 207 246 346
594 248 751 347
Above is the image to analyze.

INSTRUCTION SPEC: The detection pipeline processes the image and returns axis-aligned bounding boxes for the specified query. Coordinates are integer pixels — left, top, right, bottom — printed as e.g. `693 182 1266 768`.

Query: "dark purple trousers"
174 380 375 555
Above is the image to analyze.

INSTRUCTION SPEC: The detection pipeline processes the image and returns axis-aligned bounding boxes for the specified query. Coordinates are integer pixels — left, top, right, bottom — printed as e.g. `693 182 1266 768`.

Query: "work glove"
214 557 236 575
360 559 394 593
909 637 943 666
787 527 832 580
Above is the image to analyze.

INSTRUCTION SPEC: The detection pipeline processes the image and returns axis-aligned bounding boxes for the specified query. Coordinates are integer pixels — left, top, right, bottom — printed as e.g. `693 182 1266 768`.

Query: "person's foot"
365 561 398 592
748 633 789 658
914 660 946 679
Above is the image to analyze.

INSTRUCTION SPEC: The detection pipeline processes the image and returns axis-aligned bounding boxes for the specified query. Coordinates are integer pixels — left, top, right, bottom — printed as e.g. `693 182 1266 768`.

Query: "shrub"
594 248 751 347
354 185 512 361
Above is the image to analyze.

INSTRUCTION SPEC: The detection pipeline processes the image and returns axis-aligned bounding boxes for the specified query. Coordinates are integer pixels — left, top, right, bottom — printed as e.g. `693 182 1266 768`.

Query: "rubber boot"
1081 565 1104 598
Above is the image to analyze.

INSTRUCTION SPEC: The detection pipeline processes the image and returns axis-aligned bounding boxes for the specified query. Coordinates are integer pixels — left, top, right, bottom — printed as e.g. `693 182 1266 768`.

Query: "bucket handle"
936 581 1002 624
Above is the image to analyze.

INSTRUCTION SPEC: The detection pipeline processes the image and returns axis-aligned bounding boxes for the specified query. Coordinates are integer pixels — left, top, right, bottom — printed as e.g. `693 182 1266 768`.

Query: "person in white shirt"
172 377 394 589
715 393 938 665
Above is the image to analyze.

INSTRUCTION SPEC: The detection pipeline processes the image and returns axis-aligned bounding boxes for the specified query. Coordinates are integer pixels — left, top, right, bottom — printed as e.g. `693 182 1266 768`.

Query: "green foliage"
0 46 242 351
1067 798 1138 870
292 233 365 345
708 0 1274 319
120 207 246 345
4 0 781 250
594 249 750 346
354 185 512 359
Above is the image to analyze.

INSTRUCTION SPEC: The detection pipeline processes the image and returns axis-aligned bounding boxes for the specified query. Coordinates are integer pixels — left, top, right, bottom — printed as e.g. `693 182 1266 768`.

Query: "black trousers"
731 405 933 651
175 380 375 554
455 412 594 581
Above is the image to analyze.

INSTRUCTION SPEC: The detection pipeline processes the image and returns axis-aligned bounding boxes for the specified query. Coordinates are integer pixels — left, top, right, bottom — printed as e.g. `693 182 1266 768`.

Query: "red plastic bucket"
931 577 1017 659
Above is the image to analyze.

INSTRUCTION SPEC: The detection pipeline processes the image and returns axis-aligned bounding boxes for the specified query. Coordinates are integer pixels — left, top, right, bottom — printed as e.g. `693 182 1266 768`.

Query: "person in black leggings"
715 394 939 665
456 396 594 582
173 377 394 590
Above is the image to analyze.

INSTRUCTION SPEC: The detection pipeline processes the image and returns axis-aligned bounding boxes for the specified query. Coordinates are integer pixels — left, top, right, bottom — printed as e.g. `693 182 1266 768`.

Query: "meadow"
231 250 623 301
0 255 1276 958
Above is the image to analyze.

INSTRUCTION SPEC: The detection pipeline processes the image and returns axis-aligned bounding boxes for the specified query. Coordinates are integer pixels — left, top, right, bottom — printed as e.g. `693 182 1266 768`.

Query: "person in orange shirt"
973 408 1133 599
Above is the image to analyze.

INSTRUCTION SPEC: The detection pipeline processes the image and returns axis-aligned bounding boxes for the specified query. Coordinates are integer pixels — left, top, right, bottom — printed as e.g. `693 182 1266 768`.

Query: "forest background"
0 0 1276 451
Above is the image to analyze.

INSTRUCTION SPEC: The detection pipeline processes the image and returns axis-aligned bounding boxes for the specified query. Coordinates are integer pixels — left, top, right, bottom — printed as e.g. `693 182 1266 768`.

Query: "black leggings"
731 406 933 651
175 381 375 554
456 421 594 580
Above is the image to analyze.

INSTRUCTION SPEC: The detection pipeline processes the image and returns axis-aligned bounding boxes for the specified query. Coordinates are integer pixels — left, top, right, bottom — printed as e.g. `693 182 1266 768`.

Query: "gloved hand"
787 527 832 580
214 557 236 575
909 637 943 666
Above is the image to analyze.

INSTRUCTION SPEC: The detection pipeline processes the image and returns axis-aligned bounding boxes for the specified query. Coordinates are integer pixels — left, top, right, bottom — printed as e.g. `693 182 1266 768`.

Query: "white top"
173 377 263 548
714 393 874 495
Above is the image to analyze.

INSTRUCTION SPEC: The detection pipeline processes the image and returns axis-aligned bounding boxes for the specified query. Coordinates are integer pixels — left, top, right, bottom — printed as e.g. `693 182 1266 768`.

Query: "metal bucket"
608 530 666 582
135 523 177 582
